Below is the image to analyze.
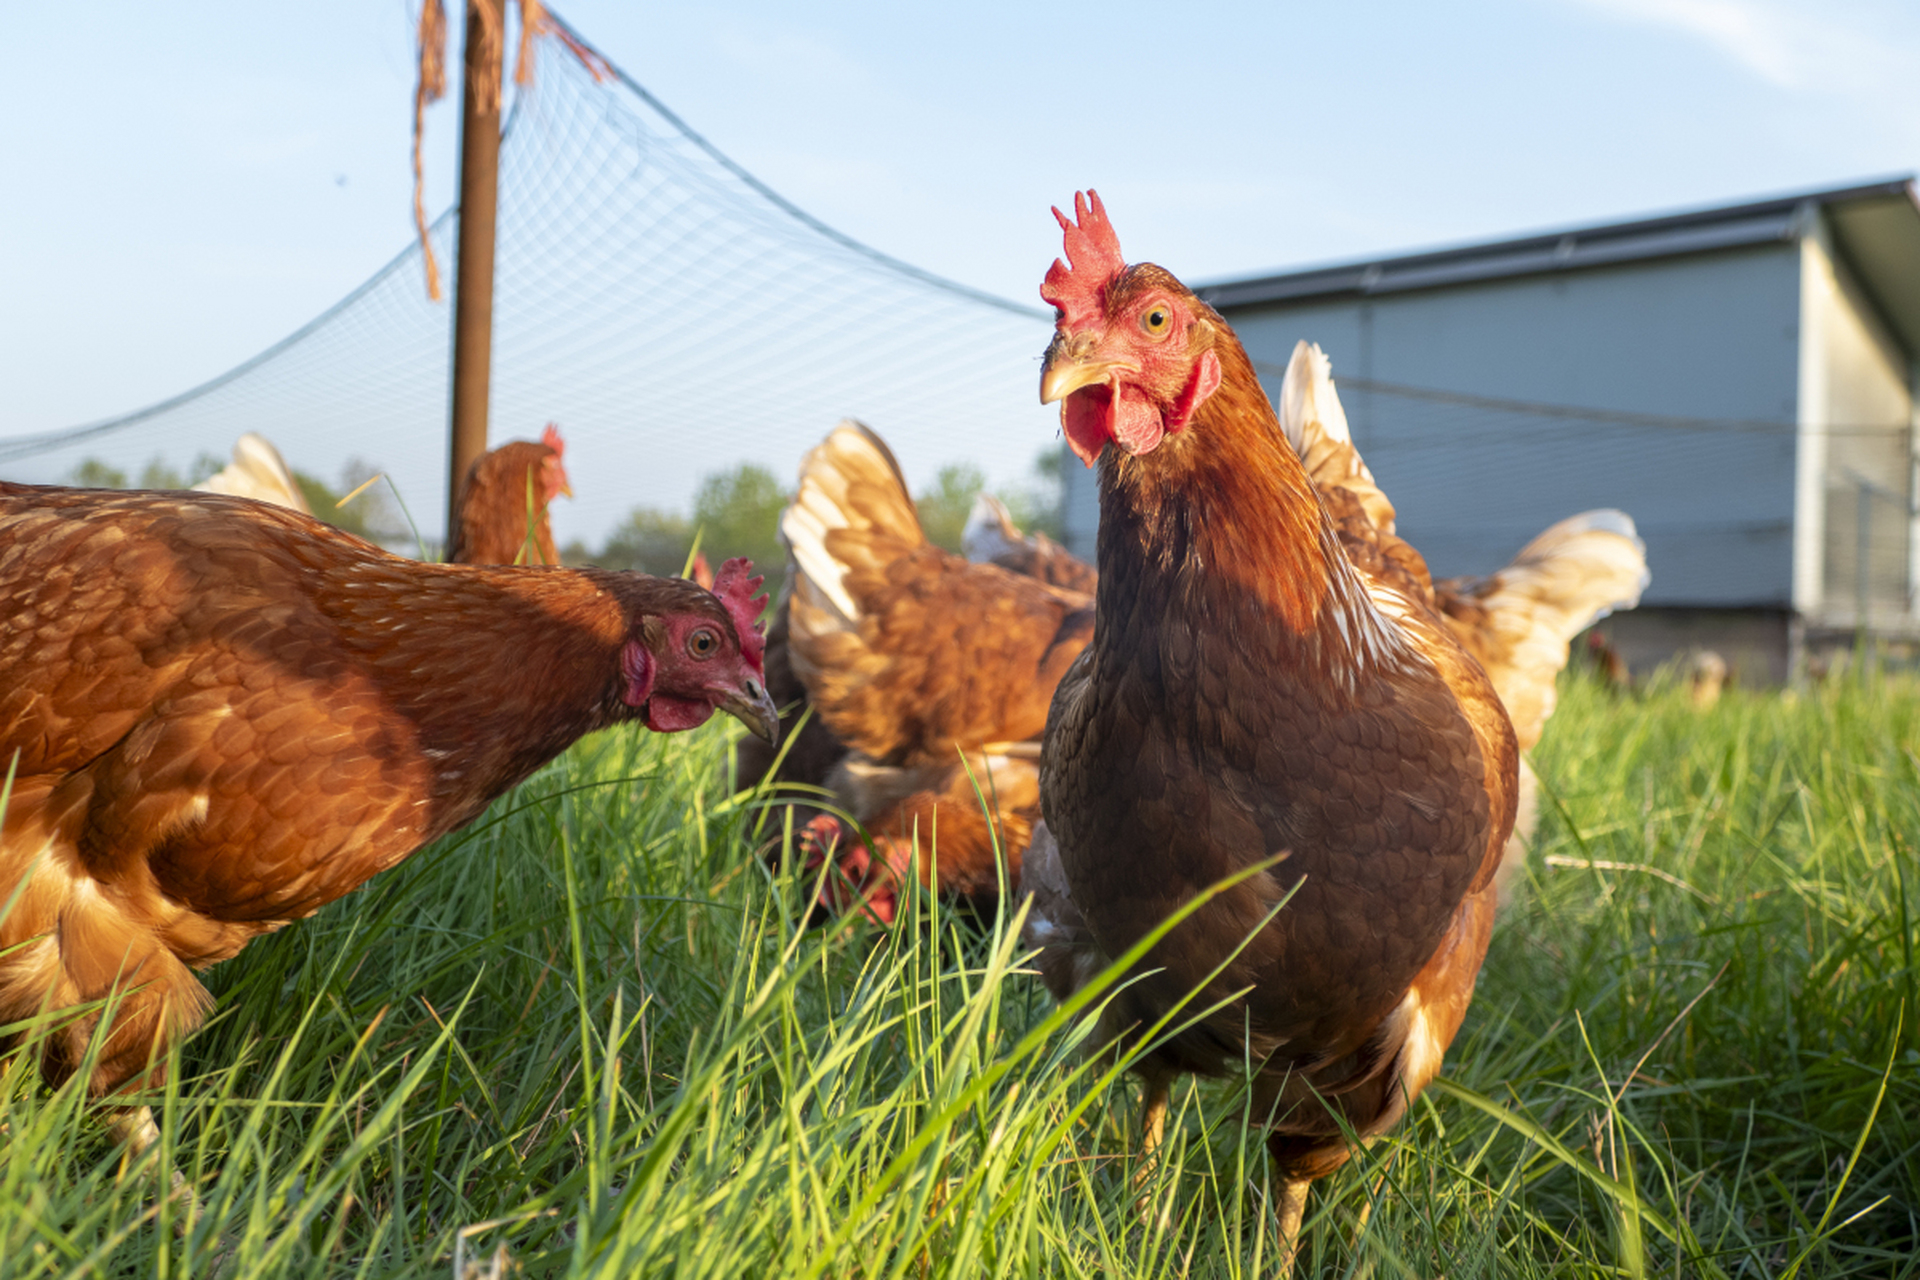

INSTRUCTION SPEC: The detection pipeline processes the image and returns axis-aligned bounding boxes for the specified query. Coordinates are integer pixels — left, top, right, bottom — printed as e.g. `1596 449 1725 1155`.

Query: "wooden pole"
446 0 504 551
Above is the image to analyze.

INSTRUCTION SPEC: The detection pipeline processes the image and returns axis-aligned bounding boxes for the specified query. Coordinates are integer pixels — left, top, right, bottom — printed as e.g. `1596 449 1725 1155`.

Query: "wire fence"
0 15 1056 554
1232 365 1915 621
6 12 1913 631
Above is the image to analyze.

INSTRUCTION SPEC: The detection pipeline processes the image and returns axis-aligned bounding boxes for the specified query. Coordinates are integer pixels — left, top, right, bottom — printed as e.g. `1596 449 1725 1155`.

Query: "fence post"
446 0 504 553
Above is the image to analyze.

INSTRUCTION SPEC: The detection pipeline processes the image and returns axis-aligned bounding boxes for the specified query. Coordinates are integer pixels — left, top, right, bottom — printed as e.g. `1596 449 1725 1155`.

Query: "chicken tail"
192 432 313 515
1276 340 1396 535
1437 510 1650 753
781 419 925 685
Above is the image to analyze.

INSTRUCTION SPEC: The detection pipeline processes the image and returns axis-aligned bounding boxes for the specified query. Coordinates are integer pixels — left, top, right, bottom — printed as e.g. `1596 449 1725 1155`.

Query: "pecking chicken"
1021 190 1519 1271
447 423 573 566
741 421 1094 922
0 482 775 1159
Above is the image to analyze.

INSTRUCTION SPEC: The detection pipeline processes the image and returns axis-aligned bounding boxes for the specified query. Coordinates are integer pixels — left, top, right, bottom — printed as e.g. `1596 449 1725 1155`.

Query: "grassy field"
2 667 1916 1278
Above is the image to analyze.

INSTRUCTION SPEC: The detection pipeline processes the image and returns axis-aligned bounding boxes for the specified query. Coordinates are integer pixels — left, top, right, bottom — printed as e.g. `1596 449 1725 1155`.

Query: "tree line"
63 447 1066 596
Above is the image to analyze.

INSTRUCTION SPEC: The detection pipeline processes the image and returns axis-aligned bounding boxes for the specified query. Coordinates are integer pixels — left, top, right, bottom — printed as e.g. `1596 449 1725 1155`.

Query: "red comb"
541 422 565 457
712 556 767 670
1039 189 1124 326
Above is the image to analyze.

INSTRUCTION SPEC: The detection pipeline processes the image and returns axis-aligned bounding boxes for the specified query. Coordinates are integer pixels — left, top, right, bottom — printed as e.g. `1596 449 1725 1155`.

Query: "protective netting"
1248 367 1913 615
0 18 1057 550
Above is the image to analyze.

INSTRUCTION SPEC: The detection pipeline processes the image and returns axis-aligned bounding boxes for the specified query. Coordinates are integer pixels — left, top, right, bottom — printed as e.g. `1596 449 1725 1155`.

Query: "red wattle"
645 694 713 732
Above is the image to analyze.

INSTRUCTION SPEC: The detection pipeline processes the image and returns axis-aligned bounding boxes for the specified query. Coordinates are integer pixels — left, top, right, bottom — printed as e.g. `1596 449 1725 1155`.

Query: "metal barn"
1060 179 1920 680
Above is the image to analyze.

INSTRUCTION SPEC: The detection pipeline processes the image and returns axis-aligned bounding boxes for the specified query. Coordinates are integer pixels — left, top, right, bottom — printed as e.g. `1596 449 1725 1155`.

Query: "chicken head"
623 556 776 739
539 422 574 503
1038 190 1222 466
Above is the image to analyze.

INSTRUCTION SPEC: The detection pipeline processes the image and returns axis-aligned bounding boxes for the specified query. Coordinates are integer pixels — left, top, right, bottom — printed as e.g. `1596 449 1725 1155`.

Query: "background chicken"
191 432 312 515
191 424 571 566
961 493 1098 595
752 377 1641 927
1022 190 1518 1272
743 420 1093 921
447 423 573 566
0 483 775 1159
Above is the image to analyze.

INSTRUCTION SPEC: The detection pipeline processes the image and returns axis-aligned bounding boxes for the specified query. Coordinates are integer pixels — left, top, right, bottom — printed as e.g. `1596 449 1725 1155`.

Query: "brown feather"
447 438 564 566
752 421 1093 903
0 482 756 1098
1031 257 1519 1187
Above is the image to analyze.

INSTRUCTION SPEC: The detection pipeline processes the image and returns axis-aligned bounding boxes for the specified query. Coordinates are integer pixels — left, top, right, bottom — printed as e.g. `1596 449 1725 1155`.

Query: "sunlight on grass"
1 668 1916 1276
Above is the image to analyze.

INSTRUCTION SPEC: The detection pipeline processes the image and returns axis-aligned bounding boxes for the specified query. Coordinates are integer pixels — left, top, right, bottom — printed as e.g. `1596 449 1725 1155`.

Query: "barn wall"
1225 246 1804 606
1801 226 1917 625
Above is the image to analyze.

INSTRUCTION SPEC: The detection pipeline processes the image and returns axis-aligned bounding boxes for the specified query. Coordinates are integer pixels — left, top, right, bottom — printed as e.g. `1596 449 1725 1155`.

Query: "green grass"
2 668 1916 1278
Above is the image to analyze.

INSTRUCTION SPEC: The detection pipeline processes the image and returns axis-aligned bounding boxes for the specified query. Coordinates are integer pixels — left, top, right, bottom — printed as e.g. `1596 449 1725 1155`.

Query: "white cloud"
1566 0 1916 93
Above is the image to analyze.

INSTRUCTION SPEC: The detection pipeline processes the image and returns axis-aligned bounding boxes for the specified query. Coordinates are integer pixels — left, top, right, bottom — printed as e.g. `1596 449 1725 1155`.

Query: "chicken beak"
1040 355 1125 405
719 676 780 743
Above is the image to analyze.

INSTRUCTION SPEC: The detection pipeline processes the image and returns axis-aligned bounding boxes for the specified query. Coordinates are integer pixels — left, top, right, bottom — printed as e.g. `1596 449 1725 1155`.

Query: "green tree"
186 451 225 485
69 458 128 488
910 448 1067 553
916 462 988 553
595 507 695 576
289 460 413 549
137 457 186 490
995 446 1067 544
589 462 791 601
692 463 787 580
294 471 374 541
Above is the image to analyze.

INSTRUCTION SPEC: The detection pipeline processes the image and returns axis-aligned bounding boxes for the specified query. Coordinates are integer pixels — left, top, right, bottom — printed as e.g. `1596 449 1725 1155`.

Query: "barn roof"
1196 177 1920 356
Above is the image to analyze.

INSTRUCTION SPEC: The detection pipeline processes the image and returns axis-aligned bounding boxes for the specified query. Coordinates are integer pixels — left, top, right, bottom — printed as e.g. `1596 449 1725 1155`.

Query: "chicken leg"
110 1106 198 1225
1274 1174 1310 1278
1138 1069 1171 1157
1133 1068 1174 1226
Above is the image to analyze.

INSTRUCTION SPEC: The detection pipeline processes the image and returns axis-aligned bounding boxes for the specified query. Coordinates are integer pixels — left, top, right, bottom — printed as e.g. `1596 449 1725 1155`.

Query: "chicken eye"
687 628 719 659
1140 305 1171 336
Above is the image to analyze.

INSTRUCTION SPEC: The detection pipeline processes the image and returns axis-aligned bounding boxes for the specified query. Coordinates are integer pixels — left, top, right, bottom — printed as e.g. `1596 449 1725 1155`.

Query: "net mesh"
0 20 1057 550
1263 370 1911 617
10 18 1911 625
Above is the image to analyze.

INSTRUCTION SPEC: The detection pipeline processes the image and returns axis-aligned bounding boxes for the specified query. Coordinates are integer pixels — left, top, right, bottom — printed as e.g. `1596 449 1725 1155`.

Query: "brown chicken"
0 483 776 1158
961 493 1099 595
751 384 1641 929
753 421 1094 921
447 423 573 566
1021 191 1518 1271
972 360 1643 899
1281 342 1648 893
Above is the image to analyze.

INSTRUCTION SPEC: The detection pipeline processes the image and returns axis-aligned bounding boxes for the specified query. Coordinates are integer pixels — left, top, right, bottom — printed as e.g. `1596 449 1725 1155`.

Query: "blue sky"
3 0 1915 441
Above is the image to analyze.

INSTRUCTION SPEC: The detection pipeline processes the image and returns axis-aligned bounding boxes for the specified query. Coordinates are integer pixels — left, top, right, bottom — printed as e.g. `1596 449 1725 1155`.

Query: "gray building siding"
1229 245 1804 606
1062 245 1806 605
1059 181 1920 651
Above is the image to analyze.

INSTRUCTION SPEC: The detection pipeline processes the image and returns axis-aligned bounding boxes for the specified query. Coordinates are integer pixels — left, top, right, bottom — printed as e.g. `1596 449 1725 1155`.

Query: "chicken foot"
109 1106 199 1229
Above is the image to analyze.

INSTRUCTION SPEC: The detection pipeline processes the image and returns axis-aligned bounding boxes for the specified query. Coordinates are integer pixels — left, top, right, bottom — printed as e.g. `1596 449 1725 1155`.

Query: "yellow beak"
1040 357 1129 405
